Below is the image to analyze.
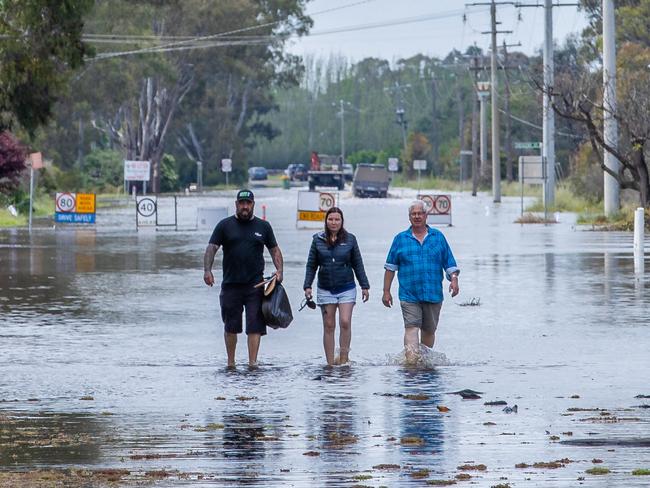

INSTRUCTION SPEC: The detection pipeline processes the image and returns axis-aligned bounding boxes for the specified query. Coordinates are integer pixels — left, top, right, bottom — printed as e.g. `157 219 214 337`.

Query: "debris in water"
373 464 400 470
457 464 487 471
484 400 507 406
437 405 450 412
449 389 483 400
458 297 481 307
302 451 320 456
400 436 425 445
502 405 518 414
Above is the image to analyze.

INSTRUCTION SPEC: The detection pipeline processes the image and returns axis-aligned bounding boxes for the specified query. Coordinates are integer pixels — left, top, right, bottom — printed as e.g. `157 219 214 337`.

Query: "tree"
0 0 93 134
0 132 27 193
547 42 650 207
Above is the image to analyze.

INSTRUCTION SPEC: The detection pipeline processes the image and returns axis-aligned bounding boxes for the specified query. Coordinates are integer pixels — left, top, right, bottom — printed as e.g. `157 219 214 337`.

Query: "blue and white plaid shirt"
384 226 459 303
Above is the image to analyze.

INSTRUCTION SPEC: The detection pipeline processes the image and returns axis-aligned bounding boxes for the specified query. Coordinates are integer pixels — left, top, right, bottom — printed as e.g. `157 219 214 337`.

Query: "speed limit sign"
319 192 335 212
137 197 157 217
136 196 157 227
56 192 76 213
417 194 452 226
434 195 451 215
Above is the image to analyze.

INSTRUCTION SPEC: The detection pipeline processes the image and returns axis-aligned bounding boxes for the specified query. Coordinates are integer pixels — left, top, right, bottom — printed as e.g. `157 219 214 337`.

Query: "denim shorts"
316 286 357 306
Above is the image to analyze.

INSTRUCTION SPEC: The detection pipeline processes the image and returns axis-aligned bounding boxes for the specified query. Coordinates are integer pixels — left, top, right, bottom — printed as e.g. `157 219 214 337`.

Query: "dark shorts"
219 284 266 336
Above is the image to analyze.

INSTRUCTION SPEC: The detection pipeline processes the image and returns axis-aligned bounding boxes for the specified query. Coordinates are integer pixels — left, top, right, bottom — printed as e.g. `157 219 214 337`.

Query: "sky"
288 0 590 62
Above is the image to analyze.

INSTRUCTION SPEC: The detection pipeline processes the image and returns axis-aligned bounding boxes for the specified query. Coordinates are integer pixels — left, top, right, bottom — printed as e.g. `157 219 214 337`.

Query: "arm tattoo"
270 246 283 273
204 244 219 272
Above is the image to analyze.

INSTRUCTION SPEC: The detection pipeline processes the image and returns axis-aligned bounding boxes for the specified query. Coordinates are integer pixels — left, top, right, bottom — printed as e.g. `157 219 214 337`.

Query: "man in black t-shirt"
203 189 283 367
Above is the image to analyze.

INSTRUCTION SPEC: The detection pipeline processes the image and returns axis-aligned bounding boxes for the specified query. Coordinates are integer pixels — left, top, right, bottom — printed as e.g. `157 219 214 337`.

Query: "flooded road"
1 187 649 486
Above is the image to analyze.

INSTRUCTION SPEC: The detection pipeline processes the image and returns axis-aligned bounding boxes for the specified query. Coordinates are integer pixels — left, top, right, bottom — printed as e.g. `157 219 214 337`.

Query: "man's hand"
274 270 283 283
204 270 215 287
304 287 312 300
361 289 369 303
449 275 459 297
382 290 393 308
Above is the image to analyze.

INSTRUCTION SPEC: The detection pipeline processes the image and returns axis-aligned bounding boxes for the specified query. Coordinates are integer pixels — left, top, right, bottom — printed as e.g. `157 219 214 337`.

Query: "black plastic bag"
262 283 293 329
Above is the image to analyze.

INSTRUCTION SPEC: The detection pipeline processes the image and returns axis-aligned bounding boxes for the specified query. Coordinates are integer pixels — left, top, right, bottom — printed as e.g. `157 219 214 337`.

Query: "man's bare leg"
247 333 261 367
403 326 420 365
421 329 435 348
225 332 237 367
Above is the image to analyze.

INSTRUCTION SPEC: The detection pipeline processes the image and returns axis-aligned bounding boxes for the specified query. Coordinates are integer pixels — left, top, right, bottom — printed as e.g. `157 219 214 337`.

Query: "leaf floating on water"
236 396 256 401
214 396 226 400
484 400 507 406
302 451 320 456
80 396 94 401
410 468 430 478
400 436 425 445
405 394 430 401
437 405 450 412
372 464 400 470
457 464 487 471
455 473 471 480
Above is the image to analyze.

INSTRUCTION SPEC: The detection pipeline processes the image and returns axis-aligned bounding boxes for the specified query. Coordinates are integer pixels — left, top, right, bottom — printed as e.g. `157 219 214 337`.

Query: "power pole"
603 0 619 215
467 1 512 202
339 99 346 164
501 40 521 183
517 0 580 206
431 74 438 177
471 54 480 196
385 83 411 155
477 82 490 184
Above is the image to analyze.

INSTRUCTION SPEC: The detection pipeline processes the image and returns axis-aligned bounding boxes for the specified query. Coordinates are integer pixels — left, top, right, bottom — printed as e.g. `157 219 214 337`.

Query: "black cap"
236 189 254 202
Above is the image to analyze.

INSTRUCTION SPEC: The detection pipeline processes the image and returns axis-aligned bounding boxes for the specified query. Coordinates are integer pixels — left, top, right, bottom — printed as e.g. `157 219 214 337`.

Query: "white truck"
308 152 345 191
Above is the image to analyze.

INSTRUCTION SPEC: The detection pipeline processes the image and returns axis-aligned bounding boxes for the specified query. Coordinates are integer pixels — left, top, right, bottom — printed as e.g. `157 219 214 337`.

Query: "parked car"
248 166 268 181
342 163 354 182
286 163 308 181
352 163 391 198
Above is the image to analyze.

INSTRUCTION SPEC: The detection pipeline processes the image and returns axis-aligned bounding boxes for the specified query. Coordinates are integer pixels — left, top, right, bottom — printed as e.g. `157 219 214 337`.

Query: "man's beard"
236 209 252 220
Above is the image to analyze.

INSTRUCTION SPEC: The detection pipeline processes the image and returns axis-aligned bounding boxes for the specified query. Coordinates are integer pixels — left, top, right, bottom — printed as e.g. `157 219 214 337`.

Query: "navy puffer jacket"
303 231 370 291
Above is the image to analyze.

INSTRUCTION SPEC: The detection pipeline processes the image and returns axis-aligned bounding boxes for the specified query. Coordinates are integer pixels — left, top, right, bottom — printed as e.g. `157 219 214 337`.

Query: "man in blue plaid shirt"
382 200 459 361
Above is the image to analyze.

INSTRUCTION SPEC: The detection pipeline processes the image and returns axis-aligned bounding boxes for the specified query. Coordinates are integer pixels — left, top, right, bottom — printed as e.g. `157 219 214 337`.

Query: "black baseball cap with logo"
236 189 254 202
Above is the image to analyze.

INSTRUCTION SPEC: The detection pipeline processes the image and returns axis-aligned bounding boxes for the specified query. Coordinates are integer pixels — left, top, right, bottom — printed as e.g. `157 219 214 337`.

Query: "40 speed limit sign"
417 194 452 226
136 196 157 227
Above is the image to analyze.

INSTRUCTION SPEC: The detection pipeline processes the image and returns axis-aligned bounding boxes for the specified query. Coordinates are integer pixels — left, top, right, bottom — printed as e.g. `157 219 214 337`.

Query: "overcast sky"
288 0 589 62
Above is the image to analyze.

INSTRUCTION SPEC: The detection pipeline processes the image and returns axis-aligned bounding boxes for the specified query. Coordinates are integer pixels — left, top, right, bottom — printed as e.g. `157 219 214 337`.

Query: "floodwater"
1 186 649 487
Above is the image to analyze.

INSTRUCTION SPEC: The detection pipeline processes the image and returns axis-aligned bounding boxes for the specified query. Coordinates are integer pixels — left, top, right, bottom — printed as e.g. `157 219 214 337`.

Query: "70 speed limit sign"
417 194 452 226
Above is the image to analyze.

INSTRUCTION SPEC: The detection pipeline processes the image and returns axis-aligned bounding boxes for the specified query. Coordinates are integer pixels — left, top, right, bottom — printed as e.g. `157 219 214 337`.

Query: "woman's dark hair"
324 207 347 246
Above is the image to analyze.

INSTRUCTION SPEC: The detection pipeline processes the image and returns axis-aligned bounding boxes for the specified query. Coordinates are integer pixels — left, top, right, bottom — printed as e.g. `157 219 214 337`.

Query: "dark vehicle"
342 163 354 182
286 163 308 181
308 152 345 191
248 166 268 181
352 163 391 198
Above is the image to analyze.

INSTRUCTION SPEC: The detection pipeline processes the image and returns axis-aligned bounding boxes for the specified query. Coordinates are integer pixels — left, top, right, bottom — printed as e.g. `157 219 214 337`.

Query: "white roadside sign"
124 160 151 181
221 158 232 172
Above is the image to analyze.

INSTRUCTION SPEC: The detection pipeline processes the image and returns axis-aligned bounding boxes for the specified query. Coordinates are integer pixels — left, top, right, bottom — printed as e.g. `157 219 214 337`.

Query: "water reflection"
0 410 104 466
222 413 267 461
397 368 444 457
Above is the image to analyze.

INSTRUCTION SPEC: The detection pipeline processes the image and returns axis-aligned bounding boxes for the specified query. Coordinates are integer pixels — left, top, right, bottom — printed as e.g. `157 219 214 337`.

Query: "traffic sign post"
518 155 548 222
55 192 96 224
221 159 232 187
413 160 427 193
514 142 541 150
417 194 452 226
388 157 399 172
296 190 338 228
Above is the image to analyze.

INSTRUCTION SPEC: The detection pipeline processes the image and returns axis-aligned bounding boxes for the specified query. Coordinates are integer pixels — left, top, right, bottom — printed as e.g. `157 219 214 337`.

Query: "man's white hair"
408 200 426 214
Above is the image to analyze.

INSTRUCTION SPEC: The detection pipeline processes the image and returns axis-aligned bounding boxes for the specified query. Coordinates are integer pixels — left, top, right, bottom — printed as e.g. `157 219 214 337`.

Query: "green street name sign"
514 142 541 150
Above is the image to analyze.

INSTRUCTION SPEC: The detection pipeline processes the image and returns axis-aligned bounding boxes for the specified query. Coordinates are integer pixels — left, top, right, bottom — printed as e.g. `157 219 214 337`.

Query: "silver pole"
479 92 489 181
603 0 620 216
543 0 556 207
340 99 345 164
490 0 501 202
28 166 34 234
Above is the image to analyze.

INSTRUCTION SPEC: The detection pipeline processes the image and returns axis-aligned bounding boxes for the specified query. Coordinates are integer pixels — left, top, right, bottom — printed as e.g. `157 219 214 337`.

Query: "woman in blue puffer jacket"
303 207 370 365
